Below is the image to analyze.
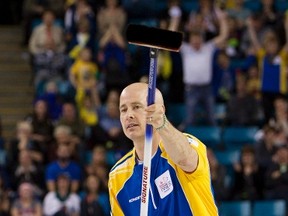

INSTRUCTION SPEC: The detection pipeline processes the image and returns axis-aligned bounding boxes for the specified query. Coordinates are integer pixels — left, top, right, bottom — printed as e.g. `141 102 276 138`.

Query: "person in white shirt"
179 8 228 128
43 173 80 216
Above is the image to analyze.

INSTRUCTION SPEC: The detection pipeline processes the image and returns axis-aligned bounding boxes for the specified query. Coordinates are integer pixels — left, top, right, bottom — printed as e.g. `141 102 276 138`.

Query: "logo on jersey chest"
155 170 173 199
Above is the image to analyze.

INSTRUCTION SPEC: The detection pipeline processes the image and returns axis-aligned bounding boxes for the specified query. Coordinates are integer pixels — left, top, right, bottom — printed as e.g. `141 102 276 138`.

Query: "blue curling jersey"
108 134 218 216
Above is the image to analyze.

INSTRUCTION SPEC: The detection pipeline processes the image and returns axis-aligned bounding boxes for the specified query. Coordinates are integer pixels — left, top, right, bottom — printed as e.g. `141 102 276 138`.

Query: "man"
108 82 218 215
45 144 82 192
179 8 228 127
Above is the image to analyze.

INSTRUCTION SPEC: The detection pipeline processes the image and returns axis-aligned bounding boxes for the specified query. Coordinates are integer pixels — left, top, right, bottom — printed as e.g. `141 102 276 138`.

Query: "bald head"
120 82 164 106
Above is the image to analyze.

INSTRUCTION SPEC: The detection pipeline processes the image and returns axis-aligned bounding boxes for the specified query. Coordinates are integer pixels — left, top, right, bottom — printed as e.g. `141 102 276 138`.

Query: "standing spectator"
264 145 288 200
246 12 288 123
29 10 66 88
178 8 228 128
225 74 260 126
97 0 129 93
230 146 264 200
212 50 236 103
10 182 42 216
80 175 107 216
45 144 82 192
269 96 288 136
43 173 81 216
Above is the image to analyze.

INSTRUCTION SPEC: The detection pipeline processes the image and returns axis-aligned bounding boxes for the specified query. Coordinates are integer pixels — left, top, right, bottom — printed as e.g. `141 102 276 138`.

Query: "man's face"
119 87 147 141
189 34 203 50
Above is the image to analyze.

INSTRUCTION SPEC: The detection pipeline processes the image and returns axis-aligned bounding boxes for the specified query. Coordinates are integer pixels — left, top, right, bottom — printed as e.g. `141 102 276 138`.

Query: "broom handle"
140 48 158 216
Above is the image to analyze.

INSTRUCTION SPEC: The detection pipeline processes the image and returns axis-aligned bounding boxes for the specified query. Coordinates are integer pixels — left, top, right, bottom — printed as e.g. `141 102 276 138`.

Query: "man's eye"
133 105 141 110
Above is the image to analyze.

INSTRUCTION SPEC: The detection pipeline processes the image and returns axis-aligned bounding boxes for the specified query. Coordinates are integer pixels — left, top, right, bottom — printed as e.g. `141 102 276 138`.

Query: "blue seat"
214 149 240 166
0 149 6 166
166 103 185 127
219 201 252 216
222 126 258 149
253 200 286 216
185 126 222 149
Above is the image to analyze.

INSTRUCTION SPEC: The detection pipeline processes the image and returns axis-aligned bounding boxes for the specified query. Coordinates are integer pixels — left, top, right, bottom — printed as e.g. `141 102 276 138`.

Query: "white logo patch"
188 137 199 147
155 170 173 199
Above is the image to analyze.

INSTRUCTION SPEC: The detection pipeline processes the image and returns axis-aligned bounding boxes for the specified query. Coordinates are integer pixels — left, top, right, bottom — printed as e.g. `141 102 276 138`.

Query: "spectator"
186 0 219 40
66 16 96 61
177 8 228 128
36 80 64 121
69 47 100 110
225 74 261 126
212 50 236 103
264 145 288 200
29 9 66 89
246 12 288 124
64 0 96 42
97 0 129 93
43 173 81 216
56 102 85 141
45 144 82 192
25 99 54 162
269 96 288 136
80 175 107 216
21 0 45 45
255 124 279 169
230 146 264 200
85 146 109 193
207 148 229 201
12 150 45 197
10 182 42 216
246 64 261 102
7 121 43 170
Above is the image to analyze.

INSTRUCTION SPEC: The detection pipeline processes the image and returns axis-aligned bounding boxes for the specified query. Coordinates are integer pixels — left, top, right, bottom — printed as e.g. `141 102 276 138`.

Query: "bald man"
108 82 218 216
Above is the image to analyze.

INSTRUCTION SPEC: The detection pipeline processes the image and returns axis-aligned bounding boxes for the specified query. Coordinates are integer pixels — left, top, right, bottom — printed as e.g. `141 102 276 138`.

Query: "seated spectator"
269 96 288 136
7 121 43 170
207 148 229 202
255 124 279 169
264 145 288 200
64 0 96 42
45 144 82 193
85 146 109 193
69 47 101 112
56 102 85 141
36 80 64 121
29 9 66 89
10 182 42 216
25 99 54 163
66 16 96 61
80 175 107 216
230 146 264 200
0 172 11 216
226 74 261 126
12 150 45 197
43 173 81 216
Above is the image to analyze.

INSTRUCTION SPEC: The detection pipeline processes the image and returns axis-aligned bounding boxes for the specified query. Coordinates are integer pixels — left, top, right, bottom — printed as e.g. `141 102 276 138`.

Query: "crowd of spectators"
1 0 288 215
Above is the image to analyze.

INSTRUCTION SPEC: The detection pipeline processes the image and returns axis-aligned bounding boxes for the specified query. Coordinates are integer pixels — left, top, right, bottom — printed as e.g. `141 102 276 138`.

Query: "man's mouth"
127 123 138 129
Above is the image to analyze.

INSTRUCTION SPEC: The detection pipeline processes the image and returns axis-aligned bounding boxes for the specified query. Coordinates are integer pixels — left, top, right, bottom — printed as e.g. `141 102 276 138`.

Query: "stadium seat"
185 126 222 149
222 126 258 149
218 201 252 216
253 200 286 216
166 103 185 127
0 149 6 166
214 149 240 166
